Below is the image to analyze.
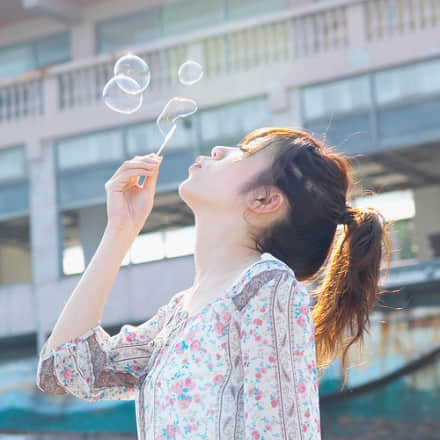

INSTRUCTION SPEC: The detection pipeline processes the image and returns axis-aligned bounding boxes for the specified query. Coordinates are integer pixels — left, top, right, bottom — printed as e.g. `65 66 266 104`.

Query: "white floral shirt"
36 252 321 439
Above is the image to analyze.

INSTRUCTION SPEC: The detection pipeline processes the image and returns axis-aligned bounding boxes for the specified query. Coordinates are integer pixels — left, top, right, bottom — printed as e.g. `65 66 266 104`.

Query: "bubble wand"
155 96 198 156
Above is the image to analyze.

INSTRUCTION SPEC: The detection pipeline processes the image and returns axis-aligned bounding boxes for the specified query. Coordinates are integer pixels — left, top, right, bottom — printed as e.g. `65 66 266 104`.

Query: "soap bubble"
114 53 151 94
178 60 203 85
102 74 143 114
155 97 198 155
157 97 198 137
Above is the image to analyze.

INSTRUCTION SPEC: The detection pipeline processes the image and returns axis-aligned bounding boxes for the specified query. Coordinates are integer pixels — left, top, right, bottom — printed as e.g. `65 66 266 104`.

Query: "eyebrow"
237 144 250 153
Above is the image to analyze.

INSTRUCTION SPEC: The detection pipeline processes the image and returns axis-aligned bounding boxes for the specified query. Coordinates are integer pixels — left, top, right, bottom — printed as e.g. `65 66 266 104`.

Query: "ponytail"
310 206 393 388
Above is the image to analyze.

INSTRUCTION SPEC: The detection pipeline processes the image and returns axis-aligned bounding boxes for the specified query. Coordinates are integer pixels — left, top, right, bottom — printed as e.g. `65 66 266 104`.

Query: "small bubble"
178 60 203 85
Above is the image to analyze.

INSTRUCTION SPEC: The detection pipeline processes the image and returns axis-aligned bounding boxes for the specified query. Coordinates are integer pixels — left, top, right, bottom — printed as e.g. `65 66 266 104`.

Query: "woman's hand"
104 153 163 237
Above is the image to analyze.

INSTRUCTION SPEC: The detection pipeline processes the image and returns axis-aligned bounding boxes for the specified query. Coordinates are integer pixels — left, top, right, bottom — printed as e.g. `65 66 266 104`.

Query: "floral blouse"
36 252 321 439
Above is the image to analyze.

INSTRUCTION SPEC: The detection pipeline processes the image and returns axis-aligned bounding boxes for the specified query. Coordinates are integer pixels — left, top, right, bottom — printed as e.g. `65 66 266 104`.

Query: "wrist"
103 225 138 247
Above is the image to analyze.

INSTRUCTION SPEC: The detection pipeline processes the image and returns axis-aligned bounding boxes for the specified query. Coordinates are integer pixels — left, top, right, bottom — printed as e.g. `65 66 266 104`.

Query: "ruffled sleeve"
237 267 321 439
36 295 178 401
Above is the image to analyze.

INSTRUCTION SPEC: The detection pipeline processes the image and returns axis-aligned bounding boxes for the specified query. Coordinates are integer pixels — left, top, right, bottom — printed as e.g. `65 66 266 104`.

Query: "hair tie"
338 204 355 225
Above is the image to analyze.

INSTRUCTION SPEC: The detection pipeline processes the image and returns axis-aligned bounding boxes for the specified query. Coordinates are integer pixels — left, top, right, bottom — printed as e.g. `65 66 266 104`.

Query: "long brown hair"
236 126 394 388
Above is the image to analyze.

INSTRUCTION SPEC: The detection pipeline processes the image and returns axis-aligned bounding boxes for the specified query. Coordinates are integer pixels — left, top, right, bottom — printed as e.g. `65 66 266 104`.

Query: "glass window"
35 32 70 68
302 75 371 120
127 118 197 156
63 243 85 275
0 44 33 78
129 231 165 265
351 189 415 221
0 32 70 79
164 225 195 258
0 216 32 285
96 9 161 54
56 130 124 170
352 189 416 263
162 0 225 37
0 146 29 220
61 206 107 275
390 218 417 262
0 147 26 182
374 58 440 106
226 0 287 19
61 204 194 275
96 0 288 55
200 96 270 144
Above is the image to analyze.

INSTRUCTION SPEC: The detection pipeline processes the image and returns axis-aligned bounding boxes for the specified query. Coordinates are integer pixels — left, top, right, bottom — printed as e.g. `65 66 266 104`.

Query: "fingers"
124 160 161 171
114 156 162 177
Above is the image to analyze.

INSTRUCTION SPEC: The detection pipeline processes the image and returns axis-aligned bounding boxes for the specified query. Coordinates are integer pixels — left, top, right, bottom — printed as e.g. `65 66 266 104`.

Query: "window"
96 0 288 54
0 44 33 78
301 74 371 121
0 32 70 79
61 204 195 276
56 130 124 170
0 146 31 286
352 189 416 263
199 96 271 150
0 148 27 182
162 0 224 37
96 8 162 54
126 119 195 155
226 0 287 20
374 57 440 106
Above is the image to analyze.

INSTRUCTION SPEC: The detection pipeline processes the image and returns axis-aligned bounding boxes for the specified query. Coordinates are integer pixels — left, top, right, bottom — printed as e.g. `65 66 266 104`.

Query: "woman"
36 127 391 440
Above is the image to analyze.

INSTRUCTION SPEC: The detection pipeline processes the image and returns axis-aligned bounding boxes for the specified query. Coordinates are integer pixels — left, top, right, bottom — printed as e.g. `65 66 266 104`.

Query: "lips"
189 157 202 169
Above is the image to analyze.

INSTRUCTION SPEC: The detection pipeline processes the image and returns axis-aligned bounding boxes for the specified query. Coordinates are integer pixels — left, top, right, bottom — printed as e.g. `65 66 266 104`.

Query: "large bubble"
102 74 143 114
114 53 151 94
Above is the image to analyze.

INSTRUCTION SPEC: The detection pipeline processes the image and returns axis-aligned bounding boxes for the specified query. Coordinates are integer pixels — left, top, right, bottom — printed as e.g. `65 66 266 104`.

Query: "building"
0 0 439 436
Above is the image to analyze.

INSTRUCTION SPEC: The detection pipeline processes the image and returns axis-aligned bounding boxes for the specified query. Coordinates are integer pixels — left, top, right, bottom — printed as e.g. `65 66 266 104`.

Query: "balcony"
0 0 439 154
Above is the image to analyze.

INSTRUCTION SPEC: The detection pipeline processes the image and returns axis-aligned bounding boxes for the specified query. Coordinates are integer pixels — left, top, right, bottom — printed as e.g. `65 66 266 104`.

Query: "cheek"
207 168 244 203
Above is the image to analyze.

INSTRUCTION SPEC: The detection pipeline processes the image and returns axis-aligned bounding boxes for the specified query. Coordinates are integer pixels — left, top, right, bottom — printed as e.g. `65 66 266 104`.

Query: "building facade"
0 0 440 433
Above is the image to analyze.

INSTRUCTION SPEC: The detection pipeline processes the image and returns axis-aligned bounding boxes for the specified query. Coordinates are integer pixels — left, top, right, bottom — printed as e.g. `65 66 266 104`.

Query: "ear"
247 185 287 215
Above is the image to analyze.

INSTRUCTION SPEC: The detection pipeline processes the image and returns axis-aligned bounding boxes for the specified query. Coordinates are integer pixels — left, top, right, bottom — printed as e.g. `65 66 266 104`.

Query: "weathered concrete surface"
322 415 440 440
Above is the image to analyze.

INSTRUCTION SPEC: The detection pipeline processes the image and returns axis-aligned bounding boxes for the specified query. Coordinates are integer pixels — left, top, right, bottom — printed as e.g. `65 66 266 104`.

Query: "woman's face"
179 137 280 218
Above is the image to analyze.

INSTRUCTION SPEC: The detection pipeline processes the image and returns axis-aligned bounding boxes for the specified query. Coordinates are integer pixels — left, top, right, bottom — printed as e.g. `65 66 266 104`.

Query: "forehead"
241 135 278 158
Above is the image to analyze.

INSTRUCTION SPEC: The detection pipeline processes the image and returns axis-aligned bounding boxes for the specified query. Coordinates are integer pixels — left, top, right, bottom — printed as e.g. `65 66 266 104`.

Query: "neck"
191 214 262 293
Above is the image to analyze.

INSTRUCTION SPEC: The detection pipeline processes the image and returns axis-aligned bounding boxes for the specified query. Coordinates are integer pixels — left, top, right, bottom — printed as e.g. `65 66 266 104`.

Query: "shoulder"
164 288 192 313
231 254 298 312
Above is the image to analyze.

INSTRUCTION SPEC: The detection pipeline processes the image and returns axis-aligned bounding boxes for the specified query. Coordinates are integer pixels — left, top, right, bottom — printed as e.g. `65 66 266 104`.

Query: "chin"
179 178 211 210
178 177 194 204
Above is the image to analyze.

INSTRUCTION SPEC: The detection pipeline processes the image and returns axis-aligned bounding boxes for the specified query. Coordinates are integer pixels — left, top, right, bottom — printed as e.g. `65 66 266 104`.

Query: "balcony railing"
365 0 440 40
0 0 438 129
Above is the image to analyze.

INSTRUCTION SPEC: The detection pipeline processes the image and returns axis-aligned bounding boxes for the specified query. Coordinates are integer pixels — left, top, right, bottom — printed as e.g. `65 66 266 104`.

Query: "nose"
211 146 228 159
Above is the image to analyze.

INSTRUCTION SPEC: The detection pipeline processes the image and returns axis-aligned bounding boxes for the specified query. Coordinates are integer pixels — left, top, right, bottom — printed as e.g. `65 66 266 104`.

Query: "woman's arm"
44 226 136 352
36 298 173 401
45 149 163 351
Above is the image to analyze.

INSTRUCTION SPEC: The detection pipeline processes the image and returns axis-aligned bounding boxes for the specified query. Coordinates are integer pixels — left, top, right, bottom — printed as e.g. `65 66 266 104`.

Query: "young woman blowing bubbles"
36 127 391 440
